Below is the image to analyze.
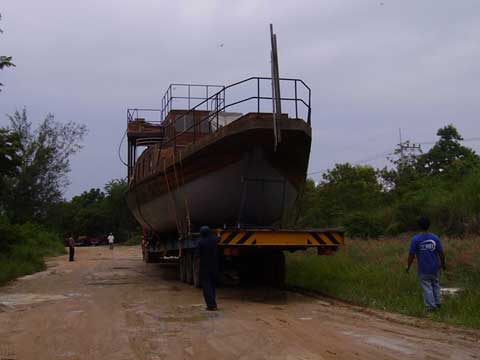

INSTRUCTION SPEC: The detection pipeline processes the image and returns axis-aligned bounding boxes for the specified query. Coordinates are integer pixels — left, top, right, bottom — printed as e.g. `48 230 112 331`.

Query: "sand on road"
0 246 479 360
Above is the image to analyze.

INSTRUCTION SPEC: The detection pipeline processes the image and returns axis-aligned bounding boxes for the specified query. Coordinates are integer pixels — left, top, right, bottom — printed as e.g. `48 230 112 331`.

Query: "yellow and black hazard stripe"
308 231 343 246
220 231 255 245
218 230 344 247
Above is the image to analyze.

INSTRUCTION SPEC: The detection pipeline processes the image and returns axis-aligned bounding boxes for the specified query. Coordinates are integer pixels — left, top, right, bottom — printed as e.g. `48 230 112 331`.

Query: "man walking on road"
195 226 219 311
108 233 115 250
68 235 75 262
406 217 446 311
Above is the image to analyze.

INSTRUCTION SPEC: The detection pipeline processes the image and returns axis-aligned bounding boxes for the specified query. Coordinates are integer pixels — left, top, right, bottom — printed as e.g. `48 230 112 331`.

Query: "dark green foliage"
0 215 65 285
297 124 480 238
49 179 138 242
2 109 87 223
297 164 387 237
342 212 385 238
0 128 20 175
416 125 479 177
0 128 21 210
0 13 15 91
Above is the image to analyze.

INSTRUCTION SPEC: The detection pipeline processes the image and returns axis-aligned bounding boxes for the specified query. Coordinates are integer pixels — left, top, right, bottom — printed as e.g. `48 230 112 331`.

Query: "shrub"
0 216 65 284
342 212 385 238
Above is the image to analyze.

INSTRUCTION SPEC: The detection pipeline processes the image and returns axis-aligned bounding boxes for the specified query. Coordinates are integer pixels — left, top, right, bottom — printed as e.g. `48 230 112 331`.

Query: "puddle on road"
87 281 138 286
0 293 69 307
86 270 140 286
342 330 417 356
441 287 463 296
0 292 81 308
147 313 207 323
16 268 72 281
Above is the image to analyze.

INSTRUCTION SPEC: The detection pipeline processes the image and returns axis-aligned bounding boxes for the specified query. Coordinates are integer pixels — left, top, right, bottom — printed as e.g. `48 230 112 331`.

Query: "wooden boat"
126 77 312 236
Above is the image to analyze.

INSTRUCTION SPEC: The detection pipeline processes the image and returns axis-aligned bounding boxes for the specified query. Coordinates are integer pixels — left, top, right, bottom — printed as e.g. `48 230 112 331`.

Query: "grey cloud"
1 0 479 195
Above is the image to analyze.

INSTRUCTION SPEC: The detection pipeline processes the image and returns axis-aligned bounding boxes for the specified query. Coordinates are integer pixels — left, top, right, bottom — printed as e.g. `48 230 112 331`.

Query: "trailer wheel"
271 251 286 288
253 251 285 287
179 255 186 282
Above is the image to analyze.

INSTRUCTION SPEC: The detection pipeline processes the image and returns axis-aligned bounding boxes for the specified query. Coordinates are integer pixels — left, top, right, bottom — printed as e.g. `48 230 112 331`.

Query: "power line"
307 149 393 176
417 136 480 145
307 135 480 176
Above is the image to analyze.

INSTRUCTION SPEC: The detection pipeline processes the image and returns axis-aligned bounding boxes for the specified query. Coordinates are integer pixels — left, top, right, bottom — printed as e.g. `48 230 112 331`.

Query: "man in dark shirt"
195 226 218 311
68 235 75 262
406 217 446 311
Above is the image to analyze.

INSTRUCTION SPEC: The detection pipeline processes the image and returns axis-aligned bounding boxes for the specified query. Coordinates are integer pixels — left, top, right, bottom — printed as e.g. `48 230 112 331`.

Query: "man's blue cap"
200 226 211 237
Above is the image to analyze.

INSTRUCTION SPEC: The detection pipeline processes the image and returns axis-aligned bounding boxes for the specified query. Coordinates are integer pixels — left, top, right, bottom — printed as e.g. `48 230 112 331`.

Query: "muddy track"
0 246 478 360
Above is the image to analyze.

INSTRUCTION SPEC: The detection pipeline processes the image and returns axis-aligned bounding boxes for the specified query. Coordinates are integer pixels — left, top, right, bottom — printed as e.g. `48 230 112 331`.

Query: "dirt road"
0 246 478 360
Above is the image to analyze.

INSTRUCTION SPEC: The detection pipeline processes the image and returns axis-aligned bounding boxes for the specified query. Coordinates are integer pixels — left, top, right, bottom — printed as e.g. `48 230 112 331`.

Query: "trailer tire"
271 251 286 288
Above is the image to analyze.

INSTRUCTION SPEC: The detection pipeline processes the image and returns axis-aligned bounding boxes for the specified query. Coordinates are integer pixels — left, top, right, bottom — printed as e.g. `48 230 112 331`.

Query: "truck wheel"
271 251 286 288
179 256 186 282
256 252 285 287
185 252 193 285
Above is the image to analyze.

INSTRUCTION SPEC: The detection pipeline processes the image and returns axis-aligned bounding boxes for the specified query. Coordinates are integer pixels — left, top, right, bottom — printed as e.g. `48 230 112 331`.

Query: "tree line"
0 109 137 250
2 112 478 246
295 125 480 238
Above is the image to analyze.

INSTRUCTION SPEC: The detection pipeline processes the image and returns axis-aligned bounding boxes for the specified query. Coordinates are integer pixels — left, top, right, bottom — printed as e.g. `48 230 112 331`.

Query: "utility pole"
397 128 421 167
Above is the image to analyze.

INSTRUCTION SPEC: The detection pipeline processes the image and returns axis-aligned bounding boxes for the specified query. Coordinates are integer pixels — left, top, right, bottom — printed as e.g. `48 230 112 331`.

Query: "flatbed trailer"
141 227 344 287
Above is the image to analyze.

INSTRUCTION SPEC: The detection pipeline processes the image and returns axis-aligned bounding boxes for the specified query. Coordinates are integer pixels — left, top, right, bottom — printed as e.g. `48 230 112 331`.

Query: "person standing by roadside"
195 226 219 311
406 217 446 311
108 233 115 250
68 235 75 262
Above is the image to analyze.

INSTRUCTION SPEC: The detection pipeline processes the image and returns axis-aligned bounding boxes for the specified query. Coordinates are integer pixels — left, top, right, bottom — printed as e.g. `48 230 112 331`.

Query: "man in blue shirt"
406 217 446 311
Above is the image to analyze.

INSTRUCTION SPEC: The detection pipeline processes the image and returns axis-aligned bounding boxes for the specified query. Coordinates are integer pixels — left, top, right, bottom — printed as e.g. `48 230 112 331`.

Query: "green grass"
0 221 65 285
286 236 480 329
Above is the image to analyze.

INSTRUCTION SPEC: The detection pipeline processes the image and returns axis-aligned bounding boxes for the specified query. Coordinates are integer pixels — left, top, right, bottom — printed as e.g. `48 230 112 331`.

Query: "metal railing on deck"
127 76 311 146
127 77 311 183
160 83 226 121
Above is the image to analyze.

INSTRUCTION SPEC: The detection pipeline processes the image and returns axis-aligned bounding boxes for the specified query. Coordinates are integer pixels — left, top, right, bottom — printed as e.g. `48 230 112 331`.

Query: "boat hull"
127 114 311 233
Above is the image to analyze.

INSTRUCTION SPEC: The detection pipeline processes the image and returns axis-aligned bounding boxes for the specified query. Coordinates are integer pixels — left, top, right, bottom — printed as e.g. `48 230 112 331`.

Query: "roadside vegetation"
0 109 137 284
0 216 65 285
286 236 480 329
0 109 86 283
287 124 480 329
294 124 480 238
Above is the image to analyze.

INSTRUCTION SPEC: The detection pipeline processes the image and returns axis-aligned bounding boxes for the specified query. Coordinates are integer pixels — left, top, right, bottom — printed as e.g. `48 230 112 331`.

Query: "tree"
300 164 385 230
0 128 20 176
320 163 383 213
49 179 138 241
417 124 479 176
3 109 87 223
0 13 15 91
104 179 138 239
0 128 21 212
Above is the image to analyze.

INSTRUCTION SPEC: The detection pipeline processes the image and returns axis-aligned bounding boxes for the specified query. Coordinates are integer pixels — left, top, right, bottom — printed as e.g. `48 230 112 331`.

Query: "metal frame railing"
160 83 226 121
127 76 311 181
128 76 310 135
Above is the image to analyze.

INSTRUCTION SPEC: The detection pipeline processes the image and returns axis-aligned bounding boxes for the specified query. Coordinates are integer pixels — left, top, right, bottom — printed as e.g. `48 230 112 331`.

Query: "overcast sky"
1 0 479 197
